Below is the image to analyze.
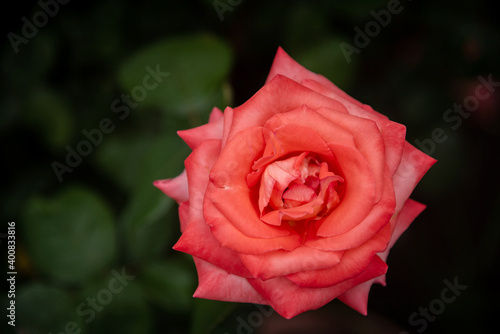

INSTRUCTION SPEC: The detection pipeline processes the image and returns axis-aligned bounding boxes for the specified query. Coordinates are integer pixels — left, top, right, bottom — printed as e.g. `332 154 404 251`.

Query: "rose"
154 47 436 319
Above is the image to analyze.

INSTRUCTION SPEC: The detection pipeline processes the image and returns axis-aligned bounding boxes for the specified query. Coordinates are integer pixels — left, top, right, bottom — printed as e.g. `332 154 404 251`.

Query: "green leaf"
95 132 188 191
23 186 116 284
138 260 196 314
95 131 189 261
121 182 174 261
190 299 236 334
17 283 82 334
119 33 233 116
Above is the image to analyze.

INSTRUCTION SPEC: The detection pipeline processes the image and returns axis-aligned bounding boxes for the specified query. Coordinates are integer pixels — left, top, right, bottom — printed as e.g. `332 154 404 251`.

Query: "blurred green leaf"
95 132 188 191
121 182 174 261
24 87 74 150
119 33 233 116
190 299 236 334
95 131 189 261
17 283 82 334
138 260 196 314
23 186 116 284
83 274 151 334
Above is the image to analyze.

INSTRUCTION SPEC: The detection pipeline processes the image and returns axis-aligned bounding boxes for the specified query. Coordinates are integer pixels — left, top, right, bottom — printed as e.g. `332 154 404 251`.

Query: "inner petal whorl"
256 152 344 226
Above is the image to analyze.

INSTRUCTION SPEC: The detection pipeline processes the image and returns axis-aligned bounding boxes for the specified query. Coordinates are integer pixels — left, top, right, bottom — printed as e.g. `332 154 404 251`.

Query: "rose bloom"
154 48 436 319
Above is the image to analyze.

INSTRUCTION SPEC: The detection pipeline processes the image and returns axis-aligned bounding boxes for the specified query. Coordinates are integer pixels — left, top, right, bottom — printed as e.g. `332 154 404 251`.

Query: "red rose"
154 47 436 319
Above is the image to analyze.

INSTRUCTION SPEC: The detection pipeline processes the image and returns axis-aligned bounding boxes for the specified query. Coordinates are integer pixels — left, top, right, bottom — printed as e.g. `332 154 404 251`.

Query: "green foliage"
119 34 233 116
190 299 236 334
23 186 117 284
138 260 196 313
16 283 82 334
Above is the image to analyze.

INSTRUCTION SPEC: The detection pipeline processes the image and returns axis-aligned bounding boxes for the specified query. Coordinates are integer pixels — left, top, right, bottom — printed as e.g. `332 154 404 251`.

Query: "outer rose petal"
178 107 224 149
178 201 189 232
184 139 222 222
337 278 379 315
153 169 188 204
266 47 363 109
287 224 391 288
382 198 427 259
174 216 252 278
248 255 388 319
238 246 344 280
393 142 437 211
192 258 267 304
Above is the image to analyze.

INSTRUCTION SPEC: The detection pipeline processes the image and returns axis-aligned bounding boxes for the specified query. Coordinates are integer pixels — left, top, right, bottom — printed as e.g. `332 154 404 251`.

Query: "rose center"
255 152 344 226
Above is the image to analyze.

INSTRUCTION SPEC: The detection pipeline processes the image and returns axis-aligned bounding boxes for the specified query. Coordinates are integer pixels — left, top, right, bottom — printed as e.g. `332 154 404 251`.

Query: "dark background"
1 0 499 333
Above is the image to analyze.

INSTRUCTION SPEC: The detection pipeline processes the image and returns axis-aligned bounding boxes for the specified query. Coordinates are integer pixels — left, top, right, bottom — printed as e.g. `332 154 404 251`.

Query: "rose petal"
317 143 376 237
248 122 337 188
381 198 427 260
393 142 437 211
153 169 188 204
178 201 189 232
247 254 388 319
178 107 224 149
338 199 427 313
337 276 381 315
287 224 390 288
208 127 292 238
265 47 360 109
306 168 395 251
314 106 386 202
204 190 303 254
184 139 222 222
238 246 344 280
379 120 407 176
209 106 224 122
301 79 387 122
227 75 348 143
192 258 267 304
174 216 252 278
220 106 234 150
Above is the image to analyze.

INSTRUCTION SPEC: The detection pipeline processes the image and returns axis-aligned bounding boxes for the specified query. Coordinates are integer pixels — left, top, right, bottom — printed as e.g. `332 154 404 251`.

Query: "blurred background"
1 0 499 333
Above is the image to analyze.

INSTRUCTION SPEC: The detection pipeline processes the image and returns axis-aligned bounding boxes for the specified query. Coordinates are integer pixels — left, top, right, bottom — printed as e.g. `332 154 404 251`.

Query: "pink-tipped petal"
177 112 224 149
153 169 188 204
208 106 224 123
